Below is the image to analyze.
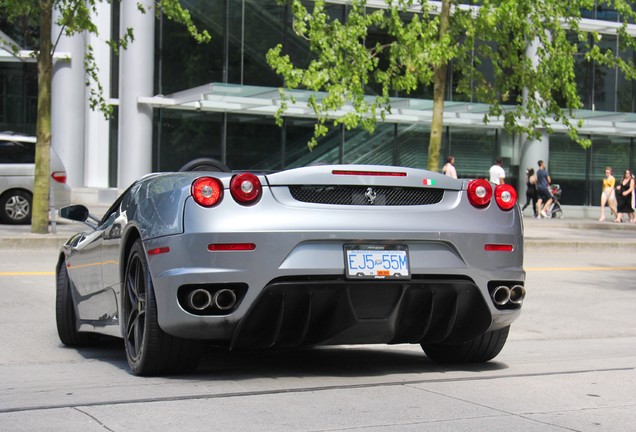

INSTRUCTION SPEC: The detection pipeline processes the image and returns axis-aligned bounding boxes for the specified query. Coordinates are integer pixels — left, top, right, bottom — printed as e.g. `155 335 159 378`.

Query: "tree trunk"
427 0 451 173
32 0 53 234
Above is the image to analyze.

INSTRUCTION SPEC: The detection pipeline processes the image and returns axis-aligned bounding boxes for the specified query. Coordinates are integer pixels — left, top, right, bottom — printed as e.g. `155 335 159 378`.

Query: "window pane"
155 109 223 171
226 113 281 169
0 140 35 163
549 134 588 205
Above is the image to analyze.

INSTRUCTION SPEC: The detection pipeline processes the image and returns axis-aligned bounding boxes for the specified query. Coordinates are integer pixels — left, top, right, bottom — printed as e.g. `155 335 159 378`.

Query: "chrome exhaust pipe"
187 289 213 311
509 285 526 305
213 289 237 311
491 285 511 306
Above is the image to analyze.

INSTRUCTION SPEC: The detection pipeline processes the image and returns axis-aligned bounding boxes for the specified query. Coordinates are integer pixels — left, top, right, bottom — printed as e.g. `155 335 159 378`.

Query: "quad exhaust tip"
187 288 238 311
492 285 511 306
509 285 526 305
491 284 525 307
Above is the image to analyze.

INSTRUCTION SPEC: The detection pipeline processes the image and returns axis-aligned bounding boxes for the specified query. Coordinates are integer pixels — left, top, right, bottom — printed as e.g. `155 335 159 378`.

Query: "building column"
518 36 550 210
118 0 155 188
51 14 85 188
84 1 112 188
519 132 549 209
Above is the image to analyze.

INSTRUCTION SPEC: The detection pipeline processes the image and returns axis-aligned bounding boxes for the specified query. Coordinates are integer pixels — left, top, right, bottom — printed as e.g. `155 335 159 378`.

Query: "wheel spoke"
124 253 148 361
126 257 140 307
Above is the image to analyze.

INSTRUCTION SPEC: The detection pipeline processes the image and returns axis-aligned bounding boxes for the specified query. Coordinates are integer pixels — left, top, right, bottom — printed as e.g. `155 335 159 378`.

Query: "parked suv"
0 132 71 224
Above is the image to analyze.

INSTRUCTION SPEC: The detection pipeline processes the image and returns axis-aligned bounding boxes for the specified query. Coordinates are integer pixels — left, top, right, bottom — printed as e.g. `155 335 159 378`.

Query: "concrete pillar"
518 36 550 212
84 2 112 188
51 15 85 188
118 0 155 188
519 132 549 210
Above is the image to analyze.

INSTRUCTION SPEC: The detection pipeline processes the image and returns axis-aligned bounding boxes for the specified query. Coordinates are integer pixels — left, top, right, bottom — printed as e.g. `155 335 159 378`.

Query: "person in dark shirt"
522 168 538 217
536 160 553 218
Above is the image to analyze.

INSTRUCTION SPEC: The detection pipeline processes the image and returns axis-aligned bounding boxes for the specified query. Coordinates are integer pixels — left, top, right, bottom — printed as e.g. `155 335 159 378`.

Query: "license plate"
344 244 410 279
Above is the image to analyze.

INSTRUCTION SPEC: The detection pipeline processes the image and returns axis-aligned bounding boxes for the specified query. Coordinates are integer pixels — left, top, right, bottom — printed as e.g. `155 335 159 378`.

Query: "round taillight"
467 179 492 208
230 173 262 204
495 184 517 211
191 177 223 207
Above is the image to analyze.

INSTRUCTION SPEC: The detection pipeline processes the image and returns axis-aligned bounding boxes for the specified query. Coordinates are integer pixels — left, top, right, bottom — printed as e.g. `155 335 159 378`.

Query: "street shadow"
67 337 508 378
193 345 509 379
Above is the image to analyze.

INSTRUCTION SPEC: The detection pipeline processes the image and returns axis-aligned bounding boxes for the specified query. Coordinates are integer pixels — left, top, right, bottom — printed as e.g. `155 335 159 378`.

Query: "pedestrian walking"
442 156 457 179
599 166 617 222
536 160 553 218
489 158 505 185
615 169 635 223
522 168 538 217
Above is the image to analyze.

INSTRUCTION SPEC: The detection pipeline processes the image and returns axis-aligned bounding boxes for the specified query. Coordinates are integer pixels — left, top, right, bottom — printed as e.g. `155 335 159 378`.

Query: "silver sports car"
56 164 525 376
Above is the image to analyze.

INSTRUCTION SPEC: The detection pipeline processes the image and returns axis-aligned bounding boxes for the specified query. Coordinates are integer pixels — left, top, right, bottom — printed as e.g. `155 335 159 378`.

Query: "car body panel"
59 165 525 350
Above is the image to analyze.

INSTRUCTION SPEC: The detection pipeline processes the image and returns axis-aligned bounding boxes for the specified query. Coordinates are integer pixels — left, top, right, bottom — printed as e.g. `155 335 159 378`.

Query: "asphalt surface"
1 211 635 249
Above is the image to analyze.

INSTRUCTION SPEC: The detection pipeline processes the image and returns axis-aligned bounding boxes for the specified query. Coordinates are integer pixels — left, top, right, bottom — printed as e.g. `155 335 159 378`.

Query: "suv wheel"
0 190 32 224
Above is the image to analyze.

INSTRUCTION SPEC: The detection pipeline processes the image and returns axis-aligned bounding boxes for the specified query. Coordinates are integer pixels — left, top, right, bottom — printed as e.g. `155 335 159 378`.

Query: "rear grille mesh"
289 185 444 206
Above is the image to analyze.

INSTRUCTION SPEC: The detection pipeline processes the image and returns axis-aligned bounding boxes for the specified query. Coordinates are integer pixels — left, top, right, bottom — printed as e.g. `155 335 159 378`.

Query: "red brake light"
51 171 67 184
494 184 518 211
467 179 492 208
332 170 407 177
192 177 223 207
230 173 261 204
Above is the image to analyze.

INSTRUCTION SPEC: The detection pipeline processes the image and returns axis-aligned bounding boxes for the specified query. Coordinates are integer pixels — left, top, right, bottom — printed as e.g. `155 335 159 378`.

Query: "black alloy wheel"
123 239 201 375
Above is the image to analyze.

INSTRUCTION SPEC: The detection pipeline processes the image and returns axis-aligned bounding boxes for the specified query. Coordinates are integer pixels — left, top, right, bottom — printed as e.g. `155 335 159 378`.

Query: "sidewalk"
1 209 635 249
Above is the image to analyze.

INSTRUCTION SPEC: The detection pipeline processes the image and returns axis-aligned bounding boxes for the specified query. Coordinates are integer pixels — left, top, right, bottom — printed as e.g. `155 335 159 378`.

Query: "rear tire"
123 240 201 375
56 263 98 346
421 326 510 363
0 190 32 224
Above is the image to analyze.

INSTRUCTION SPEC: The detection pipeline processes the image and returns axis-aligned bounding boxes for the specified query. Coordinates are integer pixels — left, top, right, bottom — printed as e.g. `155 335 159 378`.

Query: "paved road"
0 243 634 431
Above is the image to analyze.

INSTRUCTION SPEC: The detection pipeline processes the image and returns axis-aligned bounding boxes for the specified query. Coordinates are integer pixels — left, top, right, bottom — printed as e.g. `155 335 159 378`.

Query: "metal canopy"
139 82 636 137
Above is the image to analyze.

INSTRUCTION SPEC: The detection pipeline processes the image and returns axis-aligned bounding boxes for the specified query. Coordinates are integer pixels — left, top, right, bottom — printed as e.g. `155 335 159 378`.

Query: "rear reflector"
147 246 170 255
484 244 514 252
208 243 256 251
332 170 407 177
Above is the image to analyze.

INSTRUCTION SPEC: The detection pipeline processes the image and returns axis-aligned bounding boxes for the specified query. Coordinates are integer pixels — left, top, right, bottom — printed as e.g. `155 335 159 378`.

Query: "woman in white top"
442 156 457 179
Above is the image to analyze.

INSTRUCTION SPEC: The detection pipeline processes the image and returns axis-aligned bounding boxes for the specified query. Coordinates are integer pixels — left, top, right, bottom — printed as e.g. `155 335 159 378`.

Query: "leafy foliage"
267 0 636 167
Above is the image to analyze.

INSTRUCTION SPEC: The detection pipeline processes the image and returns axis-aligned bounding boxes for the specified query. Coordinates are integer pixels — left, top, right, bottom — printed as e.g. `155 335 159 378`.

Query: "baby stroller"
545 184 564 219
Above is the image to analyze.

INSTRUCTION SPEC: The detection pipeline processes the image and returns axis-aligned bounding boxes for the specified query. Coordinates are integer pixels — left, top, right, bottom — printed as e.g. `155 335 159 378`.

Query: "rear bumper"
147 231 524 345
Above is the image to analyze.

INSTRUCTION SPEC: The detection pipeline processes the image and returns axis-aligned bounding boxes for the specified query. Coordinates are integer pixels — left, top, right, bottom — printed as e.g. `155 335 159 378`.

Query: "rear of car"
0 133 70 224
143 166 524 355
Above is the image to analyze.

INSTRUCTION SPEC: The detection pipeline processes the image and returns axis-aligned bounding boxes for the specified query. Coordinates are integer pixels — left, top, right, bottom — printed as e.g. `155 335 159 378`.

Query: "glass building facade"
2 0 636 205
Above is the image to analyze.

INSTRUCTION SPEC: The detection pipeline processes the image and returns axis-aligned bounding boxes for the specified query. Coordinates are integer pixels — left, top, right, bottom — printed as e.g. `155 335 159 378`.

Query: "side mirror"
59 205 90 222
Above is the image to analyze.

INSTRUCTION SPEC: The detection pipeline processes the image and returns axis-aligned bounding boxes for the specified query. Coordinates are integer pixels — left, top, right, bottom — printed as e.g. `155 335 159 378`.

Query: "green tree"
0 0 210 234
267 0 636 171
